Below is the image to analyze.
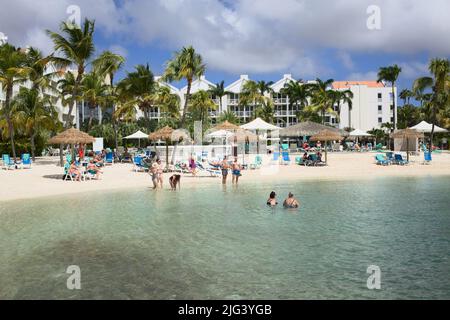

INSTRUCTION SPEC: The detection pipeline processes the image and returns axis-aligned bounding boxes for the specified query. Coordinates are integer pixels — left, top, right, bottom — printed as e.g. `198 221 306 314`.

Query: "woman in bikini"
267 191 278 207
283 192 300 208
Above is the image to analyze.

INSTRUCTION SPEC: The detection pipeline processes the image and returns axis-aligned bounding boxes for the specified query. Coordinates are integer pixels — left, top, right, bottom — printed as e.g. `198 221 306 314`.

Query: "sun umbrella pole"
165 140 169 171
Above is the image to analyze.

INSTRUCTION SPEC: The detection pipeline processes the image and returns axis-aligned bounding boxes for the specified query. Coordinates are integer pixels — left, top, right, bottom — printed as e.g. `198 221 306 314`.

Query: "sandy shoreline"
1 152 450 202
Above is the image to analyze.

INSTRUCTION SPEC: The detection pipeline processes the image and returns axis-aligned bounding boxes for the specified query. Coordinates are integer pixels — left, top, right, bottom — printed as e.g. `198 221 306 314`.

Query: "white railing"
273 98 288 104
228 99 239 105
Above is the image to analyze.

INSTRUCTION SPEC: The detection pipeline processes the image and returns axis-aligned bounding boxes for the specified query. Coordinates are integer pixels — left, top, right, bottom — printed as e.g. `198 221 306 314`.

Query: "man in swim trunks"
283 192 300 208
220 156 229 184
231 157 242 184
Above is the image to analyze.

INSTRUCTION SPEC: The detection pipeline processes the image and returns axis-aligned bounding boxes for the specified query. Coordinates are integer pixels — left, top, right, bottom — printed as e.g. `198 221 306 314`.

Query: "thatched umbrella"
148 126 189 169
212 120 241 131
279 121 347 138
310 129 343 164
48 128 95 162
225 129 258 165
390 129 424 162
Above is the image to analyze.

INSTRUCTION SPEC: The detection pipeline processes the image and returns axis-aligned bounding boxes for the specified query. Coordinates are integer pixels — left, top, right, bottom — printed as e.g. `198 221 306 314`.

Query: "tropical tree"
414 58 450 148
377 64 402 130
117 64 156 121
12 87 61 160
189 90 217 127
0 43 29 159
92 50 125 151
397 104 420 129
153 85 181 123
308 78 337 124
163 46 205 129
255 99 275 124
335 89 354 128
80 72 110 130
239 80 266 107
281 80 311 112
47 18 96 128
399 89 413 106
218 110 239 124
208 80 230 111
256 80 274 96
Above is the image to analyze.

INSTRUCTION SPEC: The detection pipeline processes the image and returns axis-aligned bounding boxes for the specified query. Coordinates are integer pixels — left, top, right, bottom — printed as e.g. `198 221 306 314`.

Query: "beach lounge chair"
423 152 432 165
394 154 408 165
386 152 395 164
271 152 280 164
250 155 263 169
375 154 390 166
281 151 291 165
63 162 84 181
105 152 114 165
133 156 146 172
308 154 325 166
2 154 15 170
21 153 32 169
196 161 221 177
174 162 191 174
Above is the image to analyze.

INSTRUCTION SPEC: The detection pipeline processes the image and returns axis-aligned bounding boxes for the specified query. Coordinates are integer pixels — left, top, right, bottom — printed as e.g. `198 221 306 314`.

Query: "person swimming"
283 192 300 208
267 191 278 206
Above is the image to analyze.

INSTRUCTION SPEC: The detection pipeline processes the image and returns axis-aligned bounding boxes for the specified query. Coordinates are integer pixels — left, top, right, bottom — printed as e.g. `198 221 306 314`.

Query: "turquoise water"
1 177 449 299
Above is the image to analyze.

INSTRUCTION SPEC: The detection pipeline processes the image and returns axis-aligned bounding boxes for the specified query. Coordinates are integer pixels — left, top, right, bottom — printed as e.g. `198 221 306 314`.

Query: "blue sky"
1 0 449 100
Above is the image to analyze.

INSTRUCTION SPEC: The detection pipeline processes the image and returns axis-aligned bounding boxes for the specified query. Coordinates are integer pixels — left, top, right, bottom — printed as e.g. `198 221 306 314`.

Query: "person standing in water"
156 159 164 189
150 162 159 189
231 157 242 184
283 192 300 208
220 156 230 184
267 191 278 206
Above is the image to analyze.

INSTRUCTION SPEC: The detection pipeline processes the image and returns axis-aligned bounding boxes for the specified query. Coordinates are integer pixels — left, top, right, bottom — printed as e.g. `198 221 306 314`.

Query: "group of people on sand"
267 191 300 208
67 159 103 181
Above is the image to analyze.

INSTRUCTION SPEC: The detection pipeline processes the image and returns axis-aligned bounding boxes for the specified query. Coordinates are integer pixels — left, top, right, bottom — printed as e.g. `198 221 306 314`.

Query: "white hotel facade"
1 72 397 133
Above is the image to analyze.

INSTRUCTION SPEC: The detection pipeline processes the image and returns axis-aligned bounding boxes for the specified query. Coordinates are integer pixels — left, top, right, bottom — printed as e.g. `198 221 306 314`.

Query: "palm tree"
13 87 61 160
397 104 420 129
413 77 433 109
153 85 181 123
399 89 413 106
255 99 275 124
117 64 156 121
92 50 125 151
308 78 336 124
256 80 274 96
240 80 266 107
208 81 230 111
218 110 239 124
281 80 311 111
0 44 29 160
80 72 110 130
335 89 353 128
47 18 96 129
189 90 217 128
377 65 402 130
163 46 205 129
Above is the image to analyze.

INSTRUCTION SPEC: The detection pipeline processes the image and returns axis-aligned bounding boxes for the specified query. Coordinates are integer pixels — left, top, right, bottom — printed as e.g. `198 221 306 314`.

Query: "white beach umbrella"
123 130 149 148
410 121 448 133
240 118 280 154
240 117 280 131
349 129 373 137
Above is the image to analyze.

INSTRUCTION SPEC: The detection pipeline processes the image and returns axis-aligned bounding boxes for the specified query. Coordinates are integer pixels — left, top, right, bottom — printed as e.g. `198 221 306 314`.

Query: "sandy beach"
1 152 450 202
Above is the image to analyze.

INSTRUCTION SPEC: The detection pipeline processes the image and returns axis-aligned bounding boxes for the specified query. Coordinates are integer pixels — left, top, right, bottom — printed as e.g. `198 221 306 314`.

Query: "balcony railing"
274 110 297 116
228 99 239 105
233 111 252 118
273 98 288 104
149 112 160 118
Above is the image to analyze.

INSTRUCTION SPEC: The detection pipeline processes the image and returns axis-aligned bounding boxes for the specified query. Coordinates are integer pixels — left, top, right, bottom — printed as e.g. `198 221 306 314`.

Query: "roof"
332 81 385 90
279 121 348 137
225 75 250 93
270 74 295 92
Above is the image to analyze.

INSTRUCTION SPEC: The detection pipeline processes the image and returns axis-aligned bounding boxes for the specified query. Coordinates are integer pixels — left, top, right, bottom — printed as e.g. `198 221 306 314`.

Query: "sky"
1 0 450 98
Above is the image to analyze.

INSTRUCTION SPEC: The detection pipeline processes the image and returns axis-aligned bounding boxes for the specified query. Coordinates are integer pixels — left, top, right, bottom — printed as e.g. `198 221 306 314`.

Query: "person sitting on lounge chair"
87 160 103 179
283 192 300 208
69 161 82 181
94 153 105 167
316 151 323 162
189 156 197 177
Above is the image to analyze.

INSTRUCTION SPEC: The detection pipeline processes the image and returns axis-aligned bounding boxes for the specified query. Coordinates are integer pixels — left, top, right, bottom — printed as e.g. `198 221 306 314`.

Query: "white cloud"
397 61 430 79
108 45 128 58
1 0 450 76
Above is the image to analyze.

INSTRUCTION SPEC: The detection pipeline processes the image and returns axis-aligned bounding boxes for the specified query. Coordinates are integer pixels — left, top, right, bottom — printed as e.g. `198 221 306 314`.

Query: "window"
391 117 394 123
390 105 394 110
378 93 382 99
378 105 382 111
378 117 382 123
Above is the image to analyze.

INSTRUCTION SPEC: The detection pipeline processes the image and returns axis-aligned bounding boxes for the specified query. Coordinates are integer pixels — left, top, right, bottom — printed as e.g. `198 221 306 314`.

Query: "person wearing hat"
283 192 300 208
267 191 278 207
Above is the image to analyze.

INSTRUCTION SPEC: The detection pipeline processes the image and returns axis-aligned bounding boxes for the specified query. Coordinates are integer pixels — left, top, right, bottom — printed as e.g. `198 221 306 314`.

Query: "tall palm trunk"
88 106 95 130
348 107 352 130
30 132 37 162
171 79 192 165
5 86 17 161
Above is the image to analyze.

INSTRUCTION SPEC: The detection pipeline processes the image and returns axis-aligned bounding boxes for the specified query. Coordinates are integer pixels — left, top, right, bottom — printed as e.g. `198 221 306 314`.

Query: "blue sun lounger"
375 154 390 166
2 154 15 170
394 154 408 165
21 153 32 169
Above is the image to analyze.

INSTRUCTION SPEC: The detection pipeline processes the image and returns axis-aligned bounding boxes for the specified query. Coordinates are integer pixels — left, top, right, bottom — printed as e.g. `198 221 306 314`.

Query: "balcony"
233 111 252 118
273 98 288 104
149 112 160 118
228 99 239 105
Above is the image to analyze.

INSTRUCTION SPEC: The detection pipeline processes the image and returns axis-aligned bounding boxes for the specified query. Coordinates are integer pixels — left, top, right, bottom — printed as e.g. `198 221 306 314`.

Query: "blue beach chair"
423 152 432 165
105 152 114 165
133 156 146 172
394 154 408 165
21 153 32 169
281 151 291 165
2 154 15 170
375 154 390 166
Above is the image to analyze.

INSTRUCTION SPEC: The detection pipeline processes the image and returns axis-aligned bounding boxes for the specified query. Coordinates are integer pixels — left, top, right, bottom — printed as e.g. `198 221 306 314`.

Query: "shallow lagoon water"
1 177 449 299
